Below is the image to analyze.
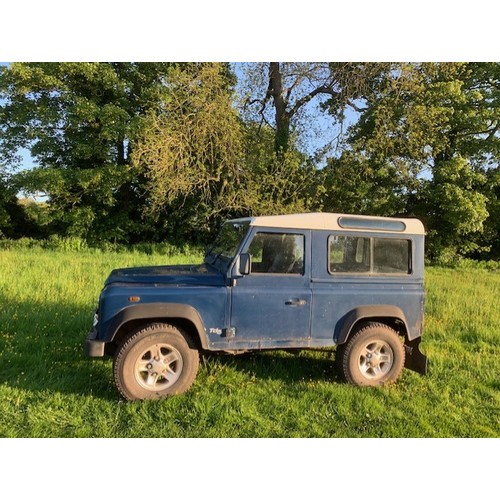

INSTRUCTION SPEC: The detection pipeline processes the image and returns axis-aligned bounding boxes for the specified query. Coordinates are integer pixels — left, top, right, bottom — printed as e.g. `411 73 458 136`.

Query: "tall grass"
0 247 498 437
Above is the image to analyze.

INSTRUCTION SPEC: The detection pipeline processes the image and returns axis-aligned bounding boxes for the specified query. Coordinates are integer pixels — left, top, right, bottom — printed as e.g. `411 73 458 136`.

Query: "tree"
240 62 389 154
241 123 322 216
0 62 173 242
132 63 324 241
320 151 410 216
482 167 500 259
131 63 247 240
0 171 45 238
0 172 18 237
341 62 500 261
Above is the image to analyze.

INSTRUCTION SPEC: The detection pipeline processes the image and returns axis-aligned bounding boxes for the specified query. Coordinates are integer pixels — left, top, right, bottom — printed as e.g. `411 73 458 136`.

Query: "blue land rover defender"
85 213 428 401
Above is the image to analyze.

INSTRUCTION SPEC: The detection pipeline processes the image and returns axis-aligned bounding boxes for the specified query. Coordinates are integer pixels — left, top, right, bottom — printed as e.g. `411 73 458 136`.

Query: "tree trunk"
269 62 290 154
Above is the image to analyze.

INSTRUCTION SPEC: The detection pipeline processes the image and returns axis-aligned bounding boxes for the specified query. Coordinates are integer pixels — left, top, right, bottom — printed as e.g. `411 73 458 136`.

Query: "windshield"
205 221 250 271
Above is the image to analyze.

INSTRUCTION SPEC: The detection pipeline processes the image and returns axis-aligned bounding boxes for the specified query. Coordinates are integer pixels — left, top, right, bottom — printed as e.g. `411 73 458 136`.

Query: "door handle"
285 299 307 306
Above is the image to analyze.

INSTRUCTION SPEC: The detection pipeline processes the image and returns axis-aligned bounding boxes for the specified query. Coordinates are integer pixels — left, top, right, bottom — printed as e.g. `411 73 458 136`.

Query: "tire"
336 322 405 386
113 323 199 401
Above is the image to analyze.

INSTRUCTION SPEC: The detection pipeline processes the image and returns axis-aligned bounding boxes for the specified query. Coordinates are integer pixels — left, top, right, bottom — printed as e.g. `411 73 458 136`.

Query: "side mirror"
239 253 252 275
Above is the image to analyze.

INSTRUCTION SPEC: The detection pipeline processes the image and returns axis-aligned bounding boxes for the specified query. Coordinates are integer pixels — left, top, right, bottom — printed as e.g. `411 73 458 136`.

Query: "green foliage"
1 62 499 261
18 198 51 236
0 175 44 238
0 175 15 236
0 235 87 251
345 62 500 261
0 62 174 242
0 236 203 258
242 124 322 215
477 167 500 260
320 151 409 216
16 162 140 242
434 257 500 271
132 64 323 241
132 63 245 240
425 157 489 259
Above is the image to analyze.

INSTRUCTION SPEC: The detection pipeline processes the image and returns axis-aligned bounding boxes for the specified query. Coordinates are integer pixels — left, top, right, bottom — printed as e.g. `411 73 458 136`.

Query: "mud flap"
404 337 428 375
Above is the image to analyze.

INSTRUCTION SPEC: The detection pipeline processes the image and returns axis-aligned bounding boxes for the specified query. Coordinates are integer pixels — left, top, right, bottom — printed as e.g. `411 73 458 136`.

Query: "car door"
230 229 311 347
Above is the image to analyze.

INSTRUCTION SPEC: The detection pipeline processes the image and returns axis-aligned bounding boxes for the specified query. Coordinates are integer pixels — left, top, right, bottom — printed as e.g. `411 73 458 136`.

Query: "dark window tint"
373 238 410 274
249 233 304 274
329 236 411 274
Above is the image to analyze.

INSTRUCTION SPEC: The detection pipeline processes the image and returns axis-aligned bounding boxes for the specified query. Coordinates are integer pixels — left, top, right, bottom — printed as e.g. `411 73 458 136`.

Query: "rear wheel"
113 323 199 401
336 322 405 386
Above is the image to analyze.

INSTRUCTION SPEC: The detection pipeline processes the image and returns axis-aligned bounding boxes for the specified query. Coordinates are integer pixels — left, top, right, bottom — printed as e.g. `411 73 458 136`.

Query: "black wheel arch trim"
105 303 208 349
335 305 412 345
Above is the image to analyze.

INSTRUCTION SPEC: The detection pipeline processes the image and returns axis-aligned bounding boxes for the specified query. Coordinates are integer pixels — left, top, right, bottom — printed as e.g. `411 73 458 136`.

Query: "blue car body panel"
105 264 225 287
309 229 424 342
97 266 228 348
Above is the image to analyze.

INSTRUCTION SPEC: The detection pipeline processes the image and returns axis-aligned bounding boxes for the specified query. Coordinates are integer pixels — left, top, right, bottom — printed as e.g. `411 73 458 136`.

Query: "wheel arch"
335 305 410 346
104 303 208 355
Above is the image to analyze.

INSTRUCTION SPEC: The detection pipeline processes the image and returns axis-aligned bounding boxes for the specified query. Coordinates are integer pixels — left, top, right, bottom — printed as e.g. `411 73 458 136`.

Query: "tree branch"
244 96 271 131
346 99 368 113
455 122 500 139
486 122 499 141
288 85 338 117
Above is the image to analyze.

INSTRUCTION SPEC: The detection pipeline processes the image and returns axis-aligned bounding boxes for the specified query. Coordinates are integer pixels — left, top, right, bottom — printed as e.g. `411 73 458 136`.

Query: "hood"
104 263 225 287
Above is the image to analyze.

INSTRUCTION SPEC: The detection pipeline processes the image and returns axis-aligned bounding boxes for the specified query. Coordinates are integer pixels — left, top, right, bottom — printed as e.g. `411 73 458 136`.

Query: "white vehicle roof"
230 213 425 235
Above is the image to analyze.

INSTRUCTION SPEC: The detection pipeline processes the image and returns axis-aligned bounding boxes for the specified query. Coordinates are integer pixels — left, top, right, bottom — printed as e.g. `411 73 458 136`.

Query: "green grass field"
0 247 498 437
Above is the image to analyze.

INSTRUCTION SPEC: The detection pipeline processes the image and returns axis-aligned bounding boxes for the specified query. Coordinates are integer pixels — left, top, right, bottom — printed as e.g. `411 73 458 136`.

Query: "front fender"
104 303 208 349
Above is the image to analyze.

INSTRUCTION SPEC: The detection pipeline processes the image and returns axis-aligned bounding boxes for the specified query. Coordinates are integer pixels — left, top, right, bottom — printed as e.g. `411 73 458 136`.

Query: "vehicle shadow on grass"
0 296 118 401
202 349 342 386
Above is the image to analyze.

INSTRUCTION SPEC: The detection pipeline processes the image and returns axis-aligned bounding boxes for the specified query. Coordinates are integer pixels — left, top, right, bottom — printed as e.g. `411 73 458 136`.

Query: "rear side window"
373 238 410 274
329 235 411 274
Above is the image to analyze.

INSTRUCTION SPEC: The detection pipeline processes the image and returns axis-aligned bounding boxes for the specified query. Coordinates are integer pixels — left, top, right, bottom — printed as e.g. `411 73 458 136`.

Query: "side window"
373 238 410 274
329 235 411 274
248 232 304 275
329 236 370 273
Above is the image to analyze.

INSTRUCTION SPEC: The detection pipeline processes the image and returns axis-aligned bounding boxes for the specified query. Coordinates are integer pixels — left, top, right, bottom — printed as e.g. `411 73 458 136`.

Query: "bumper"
85 329 106 357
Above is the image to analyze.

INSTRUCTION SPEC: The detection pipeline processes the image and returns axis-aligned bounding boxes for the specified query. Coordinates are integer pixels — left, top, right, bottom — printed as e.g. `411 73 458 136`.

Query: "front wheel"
336 322 405 386
113 323 199 401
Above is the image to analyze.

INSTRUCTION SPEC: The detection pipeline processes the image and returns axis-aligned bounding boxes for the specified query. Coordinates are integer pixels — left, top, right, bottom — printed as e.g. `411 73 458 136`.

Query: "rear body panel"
310 229 425 342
